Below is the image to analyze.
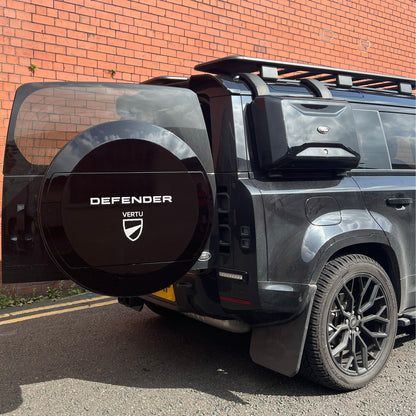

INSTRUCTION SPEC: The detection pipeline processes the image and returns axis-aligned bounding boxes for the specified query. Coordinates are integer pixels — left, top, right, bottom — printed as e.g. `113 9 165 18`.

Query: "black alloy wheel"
302 254 397 390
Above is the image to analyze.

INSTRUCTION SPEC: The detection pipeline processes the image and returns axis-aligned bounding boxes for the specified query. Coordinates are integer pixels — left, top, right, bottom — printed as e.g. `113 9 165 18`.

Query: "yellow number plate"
152 285 176 302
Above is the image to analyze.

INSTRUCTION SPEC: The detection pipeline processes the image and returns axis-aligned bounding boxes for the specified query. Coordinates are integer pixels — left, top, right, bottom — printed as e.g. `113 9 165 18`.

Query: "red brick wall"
0 0 415 292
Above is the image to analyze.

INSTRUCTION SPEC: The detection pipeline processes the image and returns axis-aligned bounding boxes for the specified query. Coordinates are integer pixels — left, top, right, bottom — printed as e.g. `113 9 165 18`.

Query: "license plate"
152 285 176 302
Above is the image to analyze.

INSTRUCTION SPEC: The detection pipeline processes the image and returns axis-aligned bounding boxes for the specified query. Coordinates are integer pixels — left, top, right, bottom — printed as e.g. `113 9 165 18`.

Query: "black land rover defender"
2 56 415 390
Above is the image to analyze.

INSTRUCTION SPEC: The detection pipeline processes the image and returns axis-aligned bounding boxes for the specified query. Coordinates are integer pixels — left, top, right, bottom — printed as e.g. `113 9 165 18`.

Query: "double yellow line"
0 295 118 326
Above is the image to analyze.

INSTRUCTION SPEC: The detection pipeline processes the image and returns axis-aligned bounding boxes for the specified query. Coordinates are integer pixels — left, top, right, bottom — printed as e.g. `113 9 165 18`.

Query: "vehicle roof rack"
195 55 415 95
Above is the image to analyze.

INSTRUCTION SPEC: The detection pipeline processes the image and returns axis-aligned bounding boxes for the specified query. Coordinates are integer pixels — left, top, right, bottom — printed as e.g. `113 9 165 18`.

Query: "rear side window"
380 112 416 169
352 110 390 169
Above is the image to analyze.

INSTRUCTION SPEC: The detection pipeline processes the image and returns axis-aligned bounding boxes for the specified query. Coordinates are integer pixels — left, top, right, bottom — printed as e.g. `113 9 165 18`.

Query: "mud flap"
249 285 316 377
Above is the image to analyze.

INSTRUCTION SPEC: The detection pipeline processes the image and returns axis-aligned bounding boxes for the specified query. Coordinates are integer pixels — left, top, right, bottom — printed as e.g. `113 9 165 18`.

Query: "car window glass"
6 84 207 175
352 110 391 169
380 112 416 169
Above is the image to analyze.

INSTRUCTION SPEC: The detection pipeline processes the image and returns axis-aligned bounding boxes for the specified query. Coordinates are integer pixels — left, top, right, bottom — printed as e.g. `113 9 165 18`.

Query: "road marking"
0 299 118 326
0 295 110 318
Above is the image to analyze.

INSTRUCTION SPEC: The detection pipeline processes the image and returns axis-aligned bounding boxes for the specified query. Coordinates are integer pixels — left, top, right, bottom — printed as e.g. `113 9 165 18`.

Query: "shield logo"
123 218 143 242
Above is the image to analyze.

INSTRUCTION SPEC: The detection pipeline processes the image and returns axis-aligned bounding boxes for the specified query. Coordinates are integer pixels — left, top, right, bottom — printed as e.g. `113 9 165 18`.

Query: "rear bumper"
257 281 315 317
140 272 316 323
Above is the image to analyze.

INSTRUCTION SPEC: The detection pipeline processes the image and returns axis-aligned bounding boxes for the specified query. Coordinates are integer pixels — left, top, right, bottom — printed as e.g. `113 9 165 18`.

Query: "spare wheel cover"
38 120 213 296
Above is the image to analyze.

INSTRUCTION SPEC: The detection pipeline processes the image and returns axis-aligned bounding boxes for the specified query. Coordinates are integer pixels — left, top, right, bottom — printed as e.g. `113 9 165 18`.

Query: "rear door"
351 106 416 312
2 83 214 296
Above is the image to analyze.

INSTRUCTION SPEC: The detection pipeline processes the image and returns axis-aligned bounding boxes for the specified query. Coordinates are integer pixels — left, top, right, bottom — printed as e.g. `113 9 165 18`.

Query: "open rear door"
2 83 214 296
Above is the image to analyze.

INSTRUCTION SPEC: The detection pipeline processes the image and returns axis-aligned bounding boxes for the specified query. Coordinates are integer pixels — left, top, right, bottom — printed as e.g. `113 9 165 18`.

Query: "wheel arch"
250 242 402 381
328 243 401 308
288 240 402 381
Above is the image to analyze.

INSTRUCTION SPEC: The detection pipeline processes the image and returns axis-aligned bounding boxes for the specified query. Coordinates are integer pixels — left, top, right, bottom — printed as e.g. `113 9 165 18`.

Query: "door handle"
386 197 413 207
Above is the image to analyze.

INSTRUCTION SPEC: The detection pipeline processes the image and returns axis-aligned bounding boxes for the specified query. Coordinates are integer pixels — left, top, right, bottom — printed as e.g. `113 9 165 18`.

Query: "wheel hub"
348 315 359 329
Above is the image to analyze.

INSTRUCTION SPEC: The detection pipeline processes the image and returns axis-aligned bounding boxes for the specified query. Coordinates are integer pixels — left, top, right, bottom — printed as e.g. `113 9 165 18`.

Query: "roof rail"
195 55 415 95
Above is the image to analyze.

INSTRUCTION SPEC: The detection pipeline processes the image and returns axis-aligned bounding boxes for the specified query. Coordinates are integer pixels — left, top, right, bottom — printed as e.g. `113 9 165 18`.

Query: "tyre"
302 254 397 390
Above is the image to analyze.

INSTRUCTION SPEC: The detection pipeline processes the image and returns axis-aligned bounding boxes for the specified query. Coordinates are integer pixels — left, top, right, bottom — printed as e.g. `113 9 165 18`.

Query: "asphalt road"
0 293 414 416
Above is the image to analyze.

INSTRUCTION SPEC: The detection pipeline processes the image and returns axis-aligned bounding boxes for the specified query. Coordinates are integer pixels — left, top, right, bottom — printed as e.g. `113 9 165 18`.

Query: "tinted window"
352 110 390 169
6 84 208 175
380 112 416 169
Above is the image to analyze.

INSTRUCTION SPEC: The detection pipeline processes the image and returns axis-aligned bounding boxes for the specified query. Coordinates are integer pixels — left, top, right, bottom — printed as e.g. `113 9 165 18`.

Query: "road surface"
0 294 414 415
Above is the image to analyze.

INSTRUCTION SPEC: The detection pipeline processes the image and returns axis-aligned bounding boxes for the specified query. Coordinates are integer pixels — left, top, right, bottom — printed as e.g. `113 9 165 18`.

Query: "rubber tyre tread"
301 254 397 391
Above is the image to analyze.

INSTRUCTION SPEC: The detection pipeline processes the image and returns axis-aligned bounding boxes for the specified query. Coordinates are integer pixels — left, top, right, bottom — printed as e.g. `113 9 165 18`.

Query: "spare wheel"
38 120 213 296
